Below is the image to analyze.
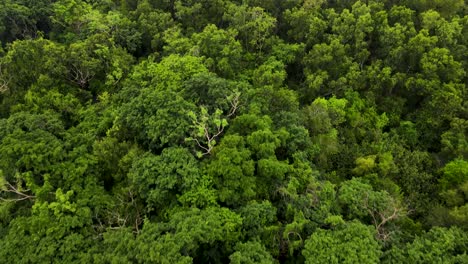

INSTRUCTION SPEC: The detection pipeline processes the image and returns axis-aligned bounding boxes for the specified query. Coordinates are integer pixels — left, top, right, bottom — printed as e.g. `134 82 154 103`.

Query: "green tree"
0 0 52 43
132 0 175 54
339 178 406 240
135 207 243 263
384 227 468 263
302 221 382 264
0 189 96 263
224 3 277 55
114 55 207 150
230 241 276 264
129 147 216 212
191 24 243 78
205 134 256 206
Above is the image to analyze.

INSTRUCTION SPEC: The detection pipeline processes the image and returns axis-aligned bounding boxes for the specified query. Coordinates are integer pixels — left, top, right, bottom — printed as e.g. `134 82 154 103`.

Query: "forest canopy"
0 0 467 263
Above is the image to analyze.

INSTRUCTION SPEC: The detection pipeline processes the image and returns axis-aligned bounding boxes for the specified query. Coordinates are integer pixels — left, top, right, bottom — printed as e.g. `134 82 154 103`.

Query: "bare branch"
0 181 35 203
227 93 240 117
0 79 9 93
0 64 10 93
189 93 240 156
362 192 405 241
68 64 95 89
191 137 211 154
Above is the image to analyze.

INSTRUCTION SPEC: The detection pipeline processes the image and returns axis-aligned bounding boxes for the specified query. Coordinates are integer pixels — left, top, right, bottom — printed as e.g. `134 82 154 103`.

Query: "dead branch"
227 92 240 117
0 64 10 93
68 64 94 89
363 192 405 241
0 181 35 202
0 78 9 93
190 93 240 155
190 117 225 156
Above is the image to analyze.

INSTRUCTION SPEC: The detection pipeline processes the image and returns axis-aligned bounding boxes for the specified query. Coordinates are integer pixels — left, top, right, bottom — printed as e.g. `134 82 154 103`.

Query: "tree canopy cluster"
0 0 467 263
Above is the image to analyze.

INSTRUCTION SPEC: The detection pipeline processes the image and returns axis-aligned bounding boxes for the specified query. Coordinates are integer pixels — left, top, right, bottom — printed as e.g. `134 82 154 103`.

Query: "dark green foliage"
0 0 467 262
130 147 216 212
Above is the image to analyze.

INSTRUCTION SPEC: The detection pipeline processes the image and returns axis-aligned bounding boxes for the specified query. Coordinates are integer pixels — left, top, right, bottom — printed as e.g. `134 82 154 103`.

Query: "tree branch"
0 181 35 202
227 93 240 117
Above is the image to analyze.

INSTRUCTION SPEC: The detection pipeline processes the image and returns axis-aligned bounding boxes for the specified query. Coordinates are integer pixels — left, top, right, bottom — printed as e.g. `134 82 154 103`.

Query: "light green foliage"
339 178 393 219
206 135 256 206
302 221 382 264
52 0 101 41
303 96 347 135
303 97 347 152
0 38 65 95
187 106 229 157
92 228 138 263
162 26 194 55
283 1 327 43
441 118 468 158
224 3 277 54
191 24 243 78
353 155 377 175
440 159 468 190
230 241 276 264
253 57 287 88
330 2 374 63
302 96 347 166
352 152 397 177
345 91 389 131
421 47 465 83
143 54 208 89
339 178 405 241
246 128 281 159
0 111 65 195
303 39 353 99
384 227 468 263
0 188 95 263
438 159 468 227
1 0 468 263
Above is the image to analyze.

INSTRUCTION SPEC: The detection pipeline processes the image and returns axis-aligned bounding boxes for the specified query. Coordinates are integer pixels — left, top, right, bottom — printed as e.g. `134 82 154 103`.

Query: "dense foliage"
0 0 467 262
